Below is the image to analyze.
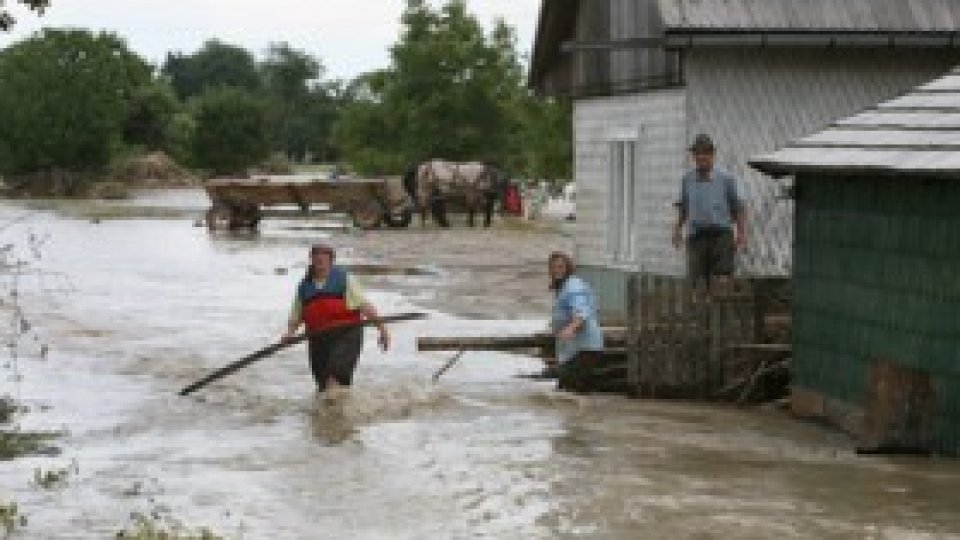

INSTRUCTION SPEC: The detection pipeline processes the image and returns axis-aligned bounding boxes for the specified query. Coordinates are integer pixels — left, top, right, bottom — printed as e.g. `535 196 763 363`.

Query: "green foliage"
191 86 270 176
261 42 321 102
334 73 405 174
335 0 571 179
511 96 573 180
164 112 198 166
115 512 223 540
124 80 180 151
337 0 521 173
0 429 59 460
260 43 341 162
162 40 260 101
0 1 572 184
0 397 16 424
0 501 27 535
33 461 76 490
0 29 153 178
0 0 49 30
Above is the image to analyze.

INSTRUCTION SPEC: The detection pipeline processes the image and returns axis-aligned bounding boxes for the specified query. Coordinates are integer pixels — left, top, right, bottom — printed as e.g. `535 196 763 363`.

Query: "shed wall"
793 175 960 456
686 48 960 275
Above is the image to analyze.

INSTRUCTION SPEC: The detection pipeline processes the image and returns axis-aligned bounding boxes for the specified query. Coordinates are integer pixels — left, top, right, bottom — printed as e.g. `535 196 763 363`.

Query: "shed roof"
750 67 960 177
530 0 960 92
658 0 960 33
530 0 578 93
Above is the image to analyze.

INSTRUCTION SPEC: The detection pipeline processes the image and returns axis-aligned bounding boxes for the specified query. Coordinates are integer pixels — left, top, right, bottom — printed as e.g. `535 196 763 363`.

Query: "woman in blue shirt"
549 252 604 392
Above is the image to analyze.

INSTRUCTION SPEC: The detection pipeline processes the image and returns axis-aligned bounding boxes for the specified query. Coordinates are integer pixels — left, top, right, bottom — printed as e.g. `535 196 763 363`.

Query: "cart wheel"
233 203 262 229
384 206 413 228
206 203 232 230
351 200 384 229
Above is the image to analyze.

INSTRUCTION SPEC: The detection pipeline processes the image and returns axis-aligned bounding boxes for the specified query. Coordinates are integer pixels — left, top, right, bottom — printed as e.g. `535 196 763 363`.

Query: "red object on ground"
503 183 523 216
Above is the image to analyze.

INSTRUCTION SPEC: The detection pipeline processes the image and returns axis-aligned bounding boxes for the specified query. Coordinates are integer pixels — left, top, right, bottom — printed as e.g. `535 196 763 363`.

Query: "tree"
335 73 404 174
123 79 180 151
0 0 48 31
191 86 270 176
0 29 152 177
336 0 527 174
514 96 572 180
261 42 320 102
162 40 260 101
259 43 339 162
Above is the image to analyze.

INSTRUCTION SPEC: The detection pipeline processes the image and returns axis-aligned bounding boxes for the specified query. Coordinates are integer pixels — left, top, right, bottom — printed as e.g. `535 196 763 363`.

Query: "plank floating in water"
417 330 628 353
417 334 553 352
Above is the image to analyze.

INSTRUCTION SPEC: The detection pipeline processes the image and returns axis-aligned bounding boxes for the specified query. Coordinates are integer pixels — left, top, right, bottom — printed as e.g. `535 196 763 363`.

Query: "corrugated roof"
750 67 960 177
659 0 960 32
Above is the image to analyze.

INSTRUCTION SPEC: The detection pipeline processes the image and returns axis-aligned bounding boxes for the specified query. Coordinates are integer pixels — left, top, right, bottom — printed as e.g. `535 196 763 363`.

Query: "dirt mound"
110 152 196 187
250 152 294 175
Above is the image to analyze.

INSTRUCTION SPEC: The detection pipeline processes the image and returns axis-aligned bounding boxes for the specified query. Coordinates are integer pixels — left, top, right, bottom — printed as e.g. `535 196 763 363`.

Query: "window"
606 133 639 263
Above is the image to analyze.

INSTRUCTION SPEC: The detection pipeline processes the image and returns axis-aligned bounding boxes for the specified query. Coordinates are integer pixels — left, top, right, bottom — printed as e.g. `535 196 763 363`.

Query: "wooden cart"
204 176 413 230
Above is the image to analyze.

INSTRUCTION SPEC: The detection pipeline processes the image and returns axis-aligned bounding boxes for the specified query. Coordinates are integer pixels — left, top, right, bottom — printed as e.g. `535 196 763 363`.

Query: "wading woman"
549 252 604 392
284 244 390 395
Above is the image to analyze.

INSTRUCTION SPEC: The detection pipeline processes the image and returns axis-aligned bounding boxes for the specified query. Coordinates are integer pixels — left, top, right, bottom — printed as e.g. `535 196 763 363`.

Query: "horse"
403 160 506 228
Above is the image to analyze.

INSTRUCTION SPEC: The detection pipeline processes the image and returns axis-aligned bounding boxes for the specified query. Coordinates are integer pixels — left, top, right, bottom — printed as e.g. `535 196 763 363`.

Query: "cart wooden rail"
204 176 414 230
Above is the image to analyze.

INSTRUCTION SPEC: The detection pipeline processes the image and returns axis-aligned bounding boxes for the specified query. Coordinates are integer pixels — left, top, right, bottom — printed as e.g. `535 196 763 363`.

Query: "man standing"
672 134 747 283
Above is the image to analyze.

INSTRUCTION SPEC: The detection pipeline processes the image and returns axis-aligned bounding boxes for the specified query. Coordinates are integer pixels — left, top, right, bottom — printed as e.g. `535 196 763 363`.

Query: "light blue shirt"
552 276 604 364
679 167 743 236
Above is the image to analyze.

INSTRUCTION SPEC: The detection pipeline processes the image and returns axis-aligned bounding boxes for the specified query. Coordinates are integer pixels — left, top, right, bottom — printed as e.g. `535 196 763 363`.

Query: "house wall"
573 88 686 321
793 175 960 457
685 48 960 276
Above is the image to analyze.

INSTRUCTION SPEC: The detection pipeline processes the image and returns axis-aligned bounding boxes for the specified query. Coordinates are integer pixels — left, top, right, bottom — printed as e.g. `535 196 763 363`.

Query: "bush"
107 151 194 186
191 87 271 177
0 29 152 178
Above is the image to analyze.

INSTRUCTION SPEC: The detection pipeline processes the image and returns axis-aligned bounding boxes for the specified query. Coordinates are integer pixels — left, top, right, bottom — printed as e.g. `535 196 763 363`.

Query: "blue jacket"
552 276 604 364
298 265 349 302
678 167 743 236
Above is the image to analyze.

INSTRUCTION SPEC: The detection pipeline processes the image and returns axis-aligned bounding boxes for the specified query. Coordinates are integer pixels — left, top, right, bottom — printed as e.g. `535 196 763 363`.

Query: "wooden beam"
417 334 553 352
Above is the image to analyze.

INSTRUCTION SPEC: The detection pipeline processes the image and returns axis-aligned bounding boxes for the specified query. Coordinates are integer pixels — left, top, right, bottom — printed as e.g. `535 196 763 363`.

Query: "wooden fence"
624 274 768 399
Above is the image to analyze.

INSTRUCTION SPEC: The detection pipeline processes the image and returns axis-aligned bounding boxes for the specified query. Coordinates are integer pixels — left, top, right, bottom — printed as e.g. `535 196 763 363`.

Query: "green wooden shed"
750 68 960 456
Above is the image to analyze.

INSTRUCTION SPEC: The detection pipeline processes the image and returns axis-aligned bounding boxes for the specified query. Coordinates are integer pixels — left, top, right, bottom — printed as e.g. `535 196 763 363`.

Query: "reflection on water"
0 191 958 539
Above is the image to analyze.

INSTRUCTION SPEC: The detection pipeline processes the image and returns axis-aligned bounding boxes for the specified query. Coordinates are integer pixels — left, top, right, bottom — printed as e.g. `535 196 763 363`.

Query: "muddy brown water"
0 189 958 539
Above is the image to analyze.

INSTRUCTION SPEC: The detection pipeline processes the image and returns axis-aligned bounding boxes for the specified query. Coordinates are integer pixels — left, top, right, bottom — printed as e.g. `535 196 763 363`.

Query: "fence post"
626 272 641 397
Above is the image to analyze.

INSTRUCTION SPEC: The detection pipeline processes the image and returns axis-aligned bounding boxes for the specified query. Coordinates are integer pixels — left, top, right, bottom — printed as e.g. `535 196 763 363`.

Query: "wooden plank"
791 386 826 417
637 273 651 398
626 272 641 395
728 343 792 353
688 279 705 399
417 335 553 352
664 278 679 392
650 276 670 399
641 273 658 398
859 359 936 453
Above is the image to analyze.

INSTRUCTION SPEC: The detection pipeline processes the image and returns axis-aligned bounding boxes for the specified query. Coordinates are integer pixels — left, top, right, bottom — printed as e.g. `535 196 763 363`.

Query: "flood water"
1 190 959 539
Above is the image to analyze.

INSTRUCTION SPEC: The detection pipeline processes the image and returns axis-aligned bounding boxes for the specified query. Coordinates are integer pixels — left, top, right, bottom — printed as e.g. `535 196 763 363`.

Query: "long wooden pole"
178 312 427 397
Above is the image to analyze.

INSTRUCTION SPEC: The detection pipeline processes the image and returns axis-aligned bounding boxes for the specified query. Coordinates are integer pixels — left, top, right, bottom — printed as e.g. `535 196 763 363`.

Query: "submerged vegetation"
115 513 224 540
32 461 77 490
0 500 27 536
0 429 59 460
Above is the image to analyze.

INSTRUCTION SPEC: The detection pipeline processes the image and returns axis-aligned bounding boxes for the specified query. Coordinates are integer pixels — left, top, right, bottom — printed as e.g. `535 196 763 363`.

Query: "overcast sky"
0 0 541 79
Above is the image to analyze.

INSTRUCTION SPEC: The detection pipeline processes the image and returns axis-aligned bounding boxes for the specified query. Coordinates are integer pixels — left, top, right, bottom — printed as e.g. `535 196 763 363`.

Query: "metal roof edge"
748 158 960 179
664 29 960 49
